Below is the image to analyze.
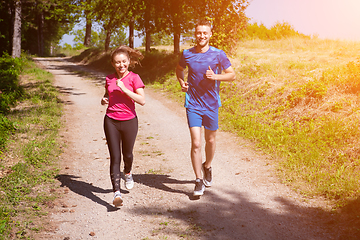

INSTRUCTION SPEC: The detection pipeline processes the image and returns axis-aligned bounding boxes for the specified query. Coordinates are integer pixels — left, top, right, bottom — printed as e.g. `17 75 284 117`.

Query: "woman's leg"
120 117 138 174
104 115 122 192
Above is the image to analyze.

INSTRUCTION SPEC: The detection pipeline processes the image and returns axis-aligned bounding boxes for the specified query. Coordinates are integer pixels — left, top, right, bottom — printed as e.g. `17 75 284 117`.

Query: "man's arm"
176 64 189 92
206 66 236 82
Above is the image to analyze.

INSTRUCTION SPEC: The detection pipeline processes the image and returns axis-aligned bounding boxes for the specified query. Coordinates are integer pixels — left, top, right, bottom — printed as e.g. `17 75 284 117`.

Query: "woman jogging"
101 45 145 207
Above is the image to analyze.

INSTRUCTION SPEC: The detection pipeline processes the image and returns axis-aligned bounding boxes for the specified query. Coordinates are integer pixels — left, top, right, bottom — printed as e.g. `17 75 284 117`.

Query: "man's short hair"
195 19 212 29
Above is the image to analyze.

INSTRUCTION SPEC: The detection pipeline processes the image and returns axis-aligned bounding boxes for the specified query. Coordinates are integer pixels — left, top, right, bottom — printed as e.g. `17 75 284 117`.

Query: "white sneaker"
193 178 205 196
113 191 123 207
124 173 134 190
202 163 212 187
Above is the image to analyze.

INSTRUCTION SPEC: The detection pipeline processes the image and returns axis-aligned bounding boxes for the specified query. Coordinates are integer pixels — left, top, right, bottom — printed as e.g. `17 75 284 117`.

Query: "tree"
12 0 21 58
158 0 193 53
189 0 250 53
93 0 130 51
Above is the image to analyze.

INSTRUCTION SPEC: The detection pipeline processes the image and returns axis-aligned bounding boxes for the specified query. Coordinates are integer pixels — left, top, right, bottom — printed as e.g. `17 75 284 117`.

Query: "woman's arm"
117 80 145 106
101 88 109 105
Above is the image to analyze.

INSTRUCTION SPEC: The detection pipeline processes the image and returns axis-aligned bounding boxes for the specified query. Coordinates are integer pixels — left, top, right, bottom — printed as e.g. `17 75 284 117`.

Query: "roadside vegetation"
0 55 63 239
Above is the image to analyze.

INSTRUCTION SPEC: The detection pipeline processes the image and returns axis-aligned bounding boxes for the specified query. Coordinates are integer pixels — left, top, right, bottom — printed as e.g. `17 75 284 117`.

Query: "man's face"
195 25 212 48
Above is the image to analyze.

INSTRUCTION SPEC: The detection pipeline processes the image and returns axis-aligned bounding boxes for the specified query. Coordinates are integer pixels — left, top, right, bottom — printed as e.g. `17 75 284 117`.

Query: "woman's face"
112 53 130 76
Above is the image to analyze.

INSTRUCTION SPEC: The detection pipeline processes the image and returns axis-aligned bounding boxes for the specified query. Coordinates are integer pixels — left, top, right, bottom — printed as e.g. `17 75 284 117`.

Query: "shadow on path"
134 174 200 200
56 174 119 212
130 187 347 239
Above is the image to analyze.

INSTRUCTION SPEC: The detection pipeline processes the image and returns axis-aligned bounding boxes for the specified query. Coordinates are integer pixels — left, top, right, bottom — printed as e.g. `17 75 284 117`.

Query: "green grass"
0 58 63 239
128 37 360 209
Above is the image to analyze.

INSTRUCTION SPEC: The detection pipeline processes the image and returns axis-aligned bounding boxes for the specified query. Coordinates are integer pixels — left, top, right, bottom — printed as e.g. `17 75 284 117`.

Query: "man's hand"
181 81 189 92
206 66 216 80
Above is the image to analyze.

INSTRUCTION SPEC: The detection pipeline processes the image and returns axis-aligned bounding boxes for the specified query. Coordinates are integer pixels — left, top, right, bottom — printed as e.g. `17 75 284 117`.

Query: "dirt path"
34 57 339 239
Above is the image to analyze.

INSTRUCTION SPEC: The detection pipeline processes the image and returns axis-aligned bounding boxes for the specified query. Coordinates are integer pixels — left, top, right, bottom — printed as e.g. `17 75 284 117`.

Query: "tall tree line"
1 0 75 57
1 0 250 57
85 0 250 53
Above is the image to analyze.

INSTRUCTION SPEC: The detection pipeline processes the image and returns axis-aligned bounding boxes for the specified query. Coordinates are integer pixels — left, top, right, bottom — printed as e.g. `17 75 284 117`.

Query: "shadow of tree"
129 186 356 239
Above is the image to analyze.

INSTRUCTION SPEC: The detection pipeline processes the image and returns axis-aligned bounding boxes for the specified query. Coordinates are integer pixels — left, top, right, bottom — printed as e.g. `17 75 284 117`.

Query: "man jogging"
176 19 236 196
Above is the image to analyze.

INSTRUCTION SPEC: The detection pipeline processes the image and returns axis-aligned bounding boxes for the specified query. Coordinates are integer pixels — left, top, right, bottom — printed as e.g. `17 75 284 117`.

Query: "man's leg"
202 128 216 187
189 126 202 179
204 128 217 168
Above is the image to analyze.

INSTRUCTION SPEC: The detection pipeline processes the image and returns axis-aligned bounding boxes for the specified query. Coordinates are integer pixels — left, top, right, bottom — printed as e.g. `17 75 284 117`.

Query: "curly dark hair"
111 45 144 68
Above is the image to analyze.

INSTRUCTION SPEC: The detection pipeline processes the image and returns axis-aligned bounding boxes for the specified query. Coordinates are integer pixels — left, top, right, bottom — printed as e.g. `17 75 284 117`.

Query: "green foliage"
144 32 173 46
321 59 360 94
193 0 249 54
0 54 24 109
0 0 76 56
0 206 12 239
0 54 24 150
244 22 311 40
133 49 178 84
0 115 14 150
0 54 23 93
287 80 327 107
70 26 128 50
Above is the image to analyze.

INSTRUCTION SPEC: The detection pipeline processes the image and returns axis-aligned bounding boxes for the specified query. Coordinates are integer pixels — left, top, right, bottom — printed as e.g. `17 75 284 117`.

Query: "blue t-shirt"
179 46 232 110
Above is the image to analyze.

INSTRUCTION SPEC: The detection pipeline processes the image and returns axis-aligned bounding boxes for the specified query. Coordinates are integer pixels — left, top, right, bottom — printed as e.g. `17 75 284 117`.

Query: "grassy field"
222 38 360 205
144 37 360 211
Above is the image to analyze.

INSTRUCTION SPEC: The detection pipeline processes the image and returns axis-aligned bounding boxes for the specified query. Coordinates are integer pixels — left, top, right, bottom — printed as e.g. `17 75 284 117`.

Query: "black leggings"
104 115 138 192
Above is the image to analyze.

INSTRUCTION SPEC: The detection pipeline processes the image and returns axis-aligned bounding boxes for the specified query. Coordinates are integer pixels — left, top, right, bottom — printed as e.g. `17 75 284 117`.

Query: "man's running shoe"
112 191 123 207
193 178 205 196
124 172 134 190
202 163 212 187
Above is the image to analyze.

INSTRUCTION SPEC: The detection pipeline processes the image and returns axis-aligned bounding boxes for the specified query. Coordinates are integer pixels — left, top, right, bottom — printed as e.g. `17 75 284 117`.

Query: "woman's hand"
101 97 109 105
117 80 127 92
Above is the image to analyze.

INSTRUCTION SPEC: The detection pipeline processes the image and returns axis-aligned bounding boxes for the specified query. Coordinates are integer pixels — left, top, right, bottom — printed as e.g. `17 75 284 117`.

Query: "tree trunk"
84 0 92 47
105 29 111 52
37 11 44 56
12 0 21 58
84 19 92 47
145 31 151 52
129 16 134 48
144 8 151 52
174 26 180 54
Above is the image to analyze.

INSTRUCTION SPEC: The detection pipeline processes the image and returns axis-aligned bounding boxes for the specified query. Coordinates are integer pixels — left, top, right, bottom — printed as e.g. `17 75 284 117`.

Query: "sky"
245 0 360 41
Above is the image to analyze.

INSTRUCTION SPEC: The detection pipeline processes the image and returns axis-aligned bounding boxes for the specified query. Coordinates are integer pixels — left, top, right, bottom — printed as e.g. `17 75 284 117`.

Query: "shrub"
0 54 24 113
321 60 360 94
0 115 14 150
244 22 310 40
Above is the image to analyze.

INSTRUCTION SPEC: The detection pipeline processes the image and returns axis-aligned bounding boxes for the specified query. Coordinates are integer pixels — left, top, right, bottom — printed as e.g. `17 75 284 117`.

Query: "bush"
321 59 360 94
0 115 14 150
0 54 24 113
244 22 310 40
